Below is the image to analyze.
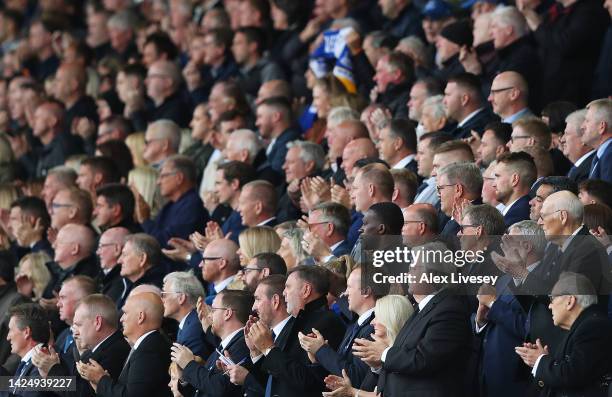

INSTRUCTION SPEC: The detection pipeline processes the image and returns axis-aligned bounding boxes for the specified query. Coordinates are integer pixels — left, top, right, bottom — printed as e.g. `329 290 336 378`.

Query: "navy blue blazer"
265 127 302 176
503 195 531 227
347 211 363 249
568 152 595 184
589 140 612 183
141 188 208 249
473 275 529 397
177 310 210 359
0 358 53 397
221 209 245 244
451 108 498 139
332 240 351 257
315 311 375 387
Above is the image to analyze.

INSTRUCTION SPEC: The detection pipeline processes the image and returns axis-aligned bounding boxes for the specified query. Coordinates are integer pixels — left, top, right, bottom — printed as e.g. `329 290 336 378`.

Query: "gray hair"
565 109 587 134
165 154 197 184
327 106 359 128
508 220 547 258
125 233 161 266
286 141 326 172
438 162 483 196
463 204 506 236
311 202 351 237
422 95 446 121
48 166 77 186
553 271 598 308
163 271 205 306
107 10 136 31
547 191 584 223
586 98 612 134
397 36 430 68
230 129 261 161
491 6 529 38
147 119 181 153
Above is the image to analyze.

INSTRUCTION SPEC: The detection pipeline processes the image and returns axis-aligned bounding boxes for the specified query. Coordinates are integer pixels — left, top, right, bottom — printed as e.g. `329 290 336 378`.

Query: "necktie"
63 333 74 353
590 155 600 178
15 360 27 377
568 165 578 179
341 323 360 354
264 331 277 397
122 348 135 373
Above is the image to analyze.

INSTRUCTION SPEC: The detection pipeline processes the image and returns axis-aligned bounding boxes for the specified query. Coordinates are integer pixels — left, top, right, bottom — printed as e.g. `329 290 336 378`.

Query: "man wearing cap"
421 0 455 46
434 19 473 81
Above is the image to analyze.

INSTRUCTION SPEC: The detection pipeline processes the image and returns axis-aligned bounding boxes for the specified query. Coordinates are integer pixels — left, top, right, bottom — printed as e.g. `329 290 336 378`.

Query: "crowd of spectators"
0 0 611 396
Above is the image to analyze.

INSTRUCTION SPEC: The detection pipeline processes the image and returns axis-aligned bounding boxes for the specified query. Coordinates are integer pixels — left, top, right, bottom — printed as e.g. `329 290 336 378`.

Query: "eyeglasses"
490 86 514 94
538 209 562 222
403 220 423 225
242 267 263 274
436 184 456 194
510 135 531 142
201 256 222 262
158 171 178 179
459 224 479 232
307 221 328 231
98 243 116 249
51 203 73 210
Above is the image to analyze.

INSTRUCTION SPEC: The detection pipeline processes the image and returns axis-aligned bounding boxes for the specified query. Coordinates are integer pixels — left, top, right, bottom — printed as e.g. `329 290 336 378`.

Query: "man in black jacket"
353 241 472 397
171 289 253 397
32 294 130 397
516 272 612 396
245 266 346 397
373 52 413 119
77 292 172 397
96 227 130 306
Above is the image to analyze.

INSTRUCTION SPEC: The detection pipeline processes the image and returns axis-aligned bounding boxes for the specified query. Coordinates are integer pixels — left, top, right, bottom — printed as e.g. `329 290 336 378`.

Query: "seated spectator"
137 155 208 251
477 121 511 168
373 52 414 119
434 19 472 82
242 252 287 292
302 202 352 263
414 132 453 205
94 183 141 233
128 166 161 216
377 119 418 173
492 152 537 227
488 71 533 123
145 60 191 128
96 115 133 146
200 238 242 304
50 187 94 234
8 196 53 259
237 226 281 267
41 166 78 210
561 109 595 184
390 168 419 209
142 119 181 169
76 156 120 200
529 176 578 222
578 179 612 208
238 180 279 227
15 252 52 301
581 98 612 183
161 271 208 358
401 203 439 247
407 77 444 136
277 224 308 270
96 227 130 305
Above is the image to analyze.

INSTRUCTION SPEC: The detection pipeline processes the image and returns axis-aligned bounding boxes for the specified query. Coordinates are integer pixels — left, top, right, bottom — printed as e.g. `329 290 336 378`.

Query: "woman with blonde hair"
15 252 52 301
237 226 281 265
323 295 414 396
0 184 20 210
125 132 147 167
128 166 162 217
276 225 308 270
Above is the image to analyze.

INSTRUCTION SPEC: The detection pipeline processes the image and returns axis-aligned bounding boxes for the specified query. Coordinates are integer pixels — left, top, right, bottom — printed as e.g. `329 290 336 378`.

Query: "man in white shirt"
376 119 418 172
200 238 241 305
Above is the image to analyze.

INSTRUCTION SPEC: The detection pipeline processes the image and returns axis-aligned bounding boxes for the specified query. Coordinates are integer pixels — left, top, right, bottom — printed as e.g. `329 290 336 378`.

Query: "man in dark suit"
560 109 596 185
242 253 287 293
96 227 130 306
33 294 131 397
353 241 472 397
516 272 612 396
199 238 242 305
94 184 142 234
581 98 612 183
117 234 167 309
246 266 346 397
443 73 498 140
302 202 352 264
2 303 51 397
171 290 253 397
256 97 301 179
161 271 208 358
8 196 54 261
302 267 376 387
377 119 419 174
528 176 578 223
238 180 279 229
436 162 483 250
77 292 172 397
224 275 293 395
493 152 537 227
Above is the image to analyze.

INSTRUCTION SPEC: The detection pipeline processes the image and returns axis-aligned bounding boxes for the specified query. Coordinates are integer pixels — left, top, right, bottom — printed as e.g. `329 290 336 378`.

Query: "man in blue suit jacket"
493 152 537 227
581 98 612 183
162 272 209 358
256 97 301 179
305 267 376 387
139 155 209 262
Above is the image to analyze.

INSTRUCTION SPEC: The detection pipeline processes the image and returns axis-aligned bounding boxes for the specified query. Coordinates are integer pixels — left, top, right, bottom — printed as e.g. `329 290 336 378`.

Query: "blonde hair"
17 252 52 300
0 184 19 210
128 166 161 216
375 295 414 343
126 132 146 167
238 226 281 261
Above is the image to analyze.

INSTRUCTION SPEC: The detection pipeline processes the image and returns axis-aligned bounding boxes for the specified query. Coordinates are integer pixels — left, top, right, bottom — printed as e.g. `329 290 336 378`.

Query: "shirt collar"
92 332 115 353
22 344 40 362
596 138 612 158
392 154 416 169
502 196 522 215
221 327 244 350
178 311 192 330
503 108 530 124
458 107 484 127
561 225 583 252
214 275 235 293
357 308 375 326
575 149 596 167
133 330 156 350
418 293 437 311
272 316 292 339
256 217 276 226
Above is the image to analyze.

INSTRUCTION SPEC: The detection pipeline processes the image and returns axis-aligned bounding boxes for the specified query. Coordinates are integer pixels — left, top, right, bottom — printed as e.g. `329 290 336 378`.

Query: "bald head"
207 238 239 265
126 292 164 331
336 120 369 140
256 79 292 105
129 284 162 297
542 191 584 223
55 223 96 266
101 226 130 244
